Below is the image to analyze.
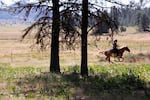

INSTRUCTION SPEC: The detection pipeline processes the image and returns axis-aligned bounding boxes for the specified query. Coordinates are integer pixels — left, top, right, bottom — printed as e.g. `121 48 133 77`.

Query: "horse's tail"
99 51 105 54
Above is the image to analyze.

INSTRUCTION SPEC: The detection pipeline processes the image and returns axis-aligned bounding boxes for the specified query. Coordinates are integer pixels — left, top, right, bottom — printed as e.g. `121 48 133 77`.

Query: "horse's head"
124 46 130 52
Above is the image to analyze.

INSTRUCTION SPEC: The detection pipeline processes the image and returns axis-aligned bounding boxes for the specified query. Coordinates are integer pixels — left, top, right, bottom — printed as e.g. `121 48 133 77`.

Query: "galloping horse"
102 46 130 62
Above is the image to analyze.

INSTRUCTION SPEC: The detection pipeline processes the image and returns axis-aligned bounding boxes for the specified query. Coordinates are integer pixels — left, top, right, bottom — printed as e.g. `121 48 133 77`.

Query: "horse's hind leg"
106 57 109 62
109 58 114 63
106 57 112 63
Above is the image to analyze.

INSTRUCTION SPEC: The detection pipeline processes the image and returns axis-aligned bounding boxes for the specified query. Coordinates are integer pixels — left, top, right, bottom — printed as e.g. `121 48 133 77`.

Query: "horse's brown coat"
104 46 130 62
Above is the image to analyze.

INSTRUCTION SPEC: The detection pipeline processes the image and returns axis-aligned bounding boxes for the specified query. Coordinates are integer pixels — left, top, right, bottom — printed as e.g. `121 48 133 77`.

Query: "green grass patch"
0 64 149 99
0 65 42 82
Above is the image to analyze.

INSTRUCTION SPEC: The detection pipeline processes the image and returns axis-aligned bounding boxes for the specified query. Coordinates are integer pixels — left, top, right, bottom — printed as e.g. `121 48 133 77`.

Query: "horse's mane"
119 46 127 49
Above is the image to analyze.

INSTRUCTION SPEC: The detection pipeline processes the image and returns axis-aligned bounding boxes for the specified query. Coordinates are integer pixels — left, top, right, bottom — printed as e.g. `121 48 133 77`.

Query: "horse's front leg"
106 57 113 63
106 57 109 61
106 57 110 62
120 57 124 62
118 57 124 62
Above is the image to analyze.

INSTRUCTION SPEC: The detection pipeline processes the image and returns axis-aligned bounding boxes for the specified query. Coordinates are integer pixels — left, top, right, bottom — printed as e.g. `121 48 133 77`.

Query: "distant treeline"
119 7 150 26
91 6 150 35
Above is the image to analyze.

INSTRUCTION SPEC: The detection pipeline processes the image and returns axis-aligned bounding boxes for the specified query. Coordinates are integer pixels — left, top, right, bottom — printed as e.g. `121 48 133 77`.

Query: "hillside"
0 8 33 25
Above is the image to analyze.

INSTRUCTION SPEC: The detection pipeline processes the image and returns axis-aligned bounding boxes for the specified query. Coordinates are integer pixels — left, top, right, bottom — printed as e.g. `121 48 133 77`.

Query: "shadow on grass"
13 69 150 100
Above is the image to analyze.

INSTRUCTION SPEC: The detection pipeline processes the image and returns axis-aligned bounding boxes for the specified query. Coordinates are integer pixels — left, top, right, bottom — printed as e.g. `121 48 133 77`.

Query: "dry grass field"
0 25 149 67
0 24 150 100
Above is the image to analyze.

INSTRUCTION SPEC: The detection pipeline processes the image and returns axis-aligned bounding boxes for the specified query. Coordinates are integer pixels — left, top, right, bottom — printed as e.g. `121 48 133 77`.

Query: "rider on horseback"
112 39 119 56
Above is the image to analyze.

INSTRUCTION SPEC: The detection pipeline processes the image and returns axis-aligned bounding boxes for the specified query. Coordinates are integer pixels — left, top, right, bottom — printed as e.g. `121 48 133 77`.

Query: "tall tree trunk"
81 0 88 76
50 0 60 73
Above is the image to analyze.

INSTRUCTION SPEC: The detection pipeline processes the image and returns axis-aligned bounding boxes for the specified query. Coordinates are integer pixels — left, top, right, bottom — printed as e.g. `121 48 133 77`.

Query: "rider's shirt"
113 42 118 49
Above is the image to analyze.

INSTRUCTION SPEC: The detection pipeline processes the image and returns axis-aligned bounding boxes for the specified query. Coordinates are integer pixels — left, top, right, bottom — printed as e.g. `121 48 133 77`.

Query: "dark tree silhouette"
50 0 60 73
11 0 60 73
136 12 150 31
60 1 81 50
81 0 88 76
141 13 150 31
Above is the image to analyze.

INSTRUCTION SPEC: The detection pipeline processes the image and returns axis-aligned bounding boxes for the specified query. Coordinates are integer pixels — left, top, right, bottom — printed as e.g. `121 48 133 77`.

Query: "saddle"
110 48 120 57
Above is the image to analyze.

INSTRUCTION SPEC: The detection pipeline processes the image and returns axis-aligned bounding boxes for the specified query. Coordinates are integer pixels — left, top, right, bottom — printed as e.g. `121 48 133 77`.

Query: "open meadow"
0 25 150 99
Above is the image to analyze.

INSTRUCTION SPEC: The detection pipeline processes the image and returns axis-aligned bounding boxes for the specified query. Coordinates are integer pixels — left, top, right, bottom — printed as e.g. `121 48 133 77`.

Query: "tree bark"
50 0 60 73
81 0 88 76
